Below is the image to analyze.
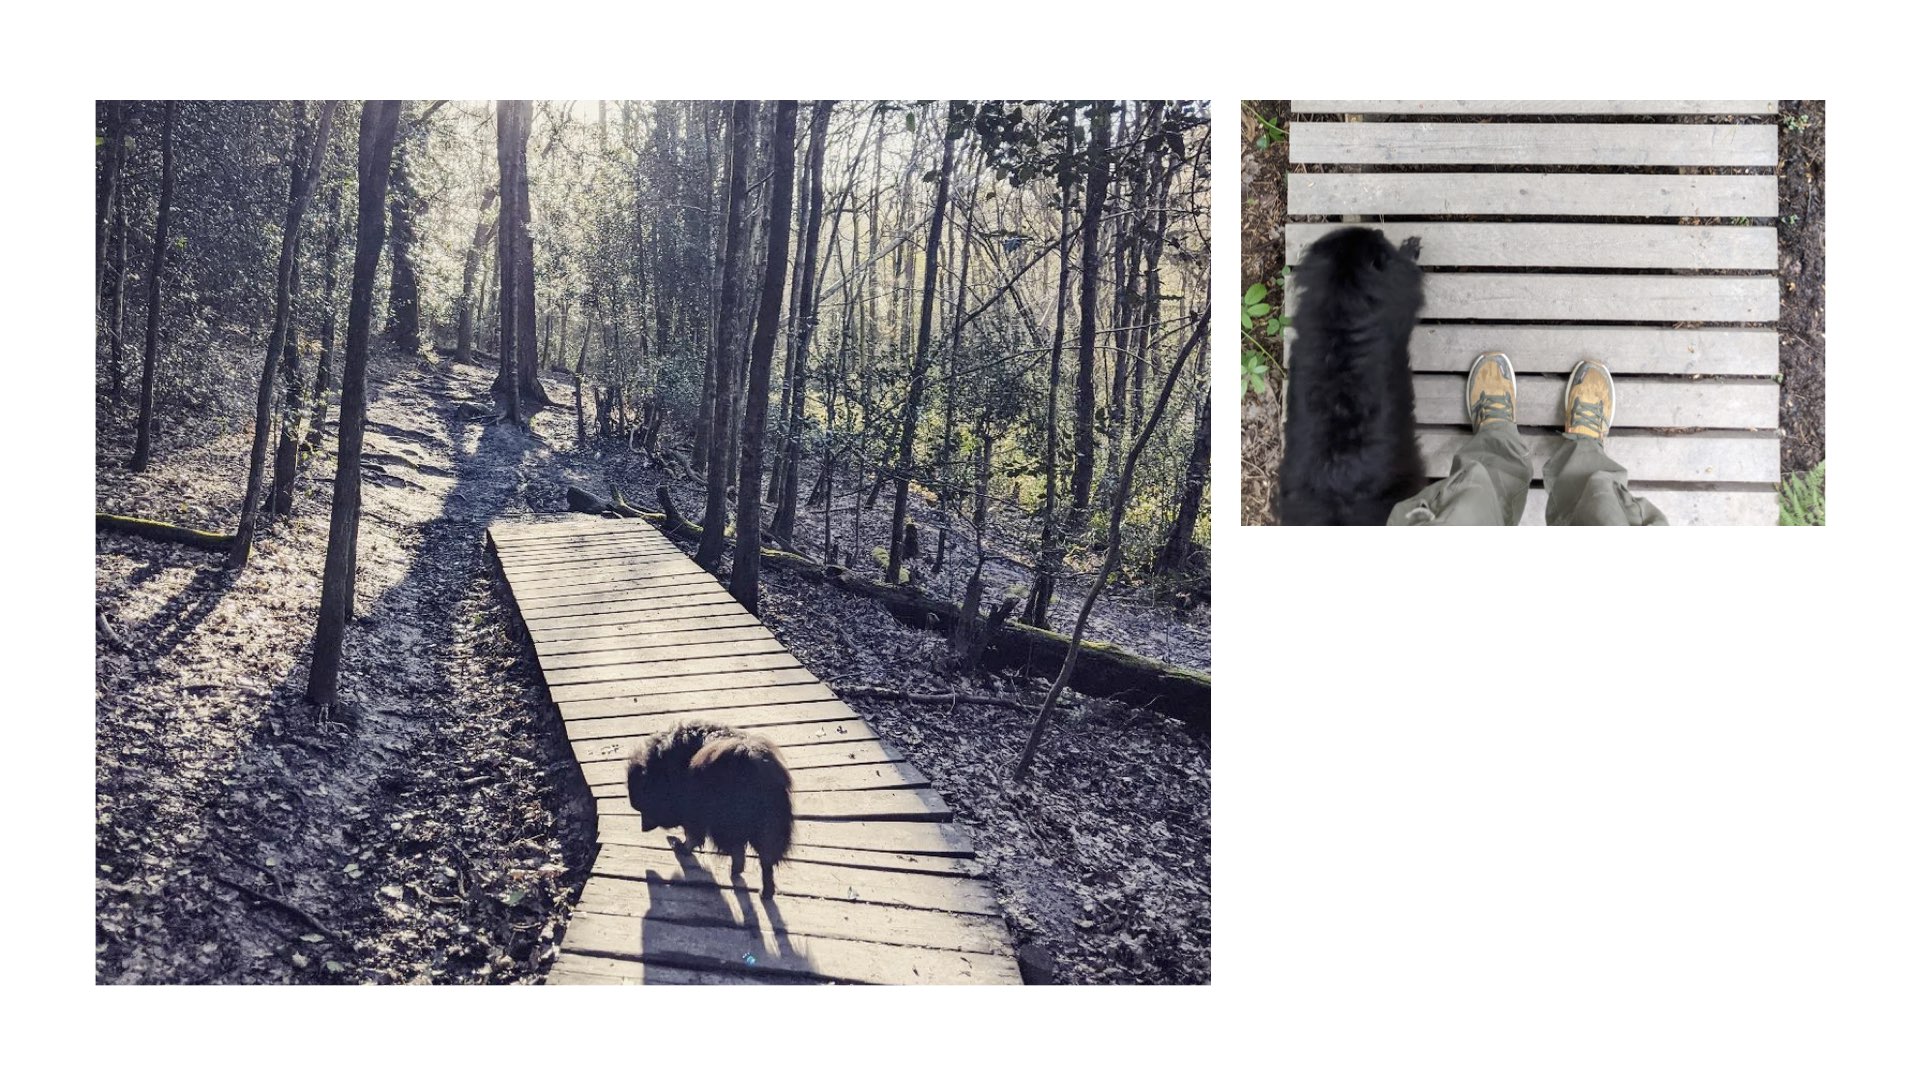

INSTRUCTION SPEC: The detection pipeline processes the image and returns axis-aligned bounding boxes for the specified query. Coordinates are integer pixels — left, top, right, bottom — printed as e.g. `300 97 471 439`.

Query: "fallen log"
564 484 647 519
96 512 234 552
563 485 1210 733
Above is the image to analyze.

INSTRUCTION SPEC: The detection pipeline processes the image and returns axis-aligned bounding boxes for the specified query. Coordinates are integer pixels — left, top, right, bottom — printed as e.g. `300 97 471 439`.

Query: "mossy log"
564 484 647 519
565 485 1210 732
96 512 235 552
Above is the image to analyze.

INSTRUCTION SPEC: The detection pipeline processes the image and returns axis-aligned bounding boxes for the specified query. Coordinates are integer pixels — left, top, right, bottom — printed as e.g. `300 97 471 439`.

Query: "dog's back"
686 734 793 867
1278 227 1428 525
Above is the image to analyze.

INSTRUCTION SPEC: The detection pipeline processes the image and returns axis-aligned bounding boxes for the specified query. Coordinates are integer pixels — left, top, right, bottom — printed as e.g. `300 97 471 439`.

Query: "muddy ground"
1238 100 1827 524
94 346 1210 984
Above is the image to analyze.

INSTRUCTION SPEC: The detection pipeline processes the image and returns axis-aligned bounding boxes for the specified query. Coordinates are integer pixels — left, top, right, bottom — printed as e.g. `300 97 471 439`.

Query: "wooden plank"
568 898 1013 959
489 518 661 541
547 953 803 985
1407 325 1777 376
1288 272 1776 322
496 543 681 569
1413 375 1778 429
616 817 974 858
1518 486 1779 527
1288 172 1777 217
583 746 913 788
1286 221 1777 270
596 822 977 877
500 552 688 580
531 613 767 649
546 648 801 688
560 681 841 724
1418 429 1780 483
590 759 929 797
587 844 996 916
515 580 732 616
509 568 713 599
495 535 677 557
550 665 820 706
524 600 746 633
1293 100 1778 115
598 786 949 823
567 706 866 754
535 628 780 667
1290 122 1775 166
559 904 1019 984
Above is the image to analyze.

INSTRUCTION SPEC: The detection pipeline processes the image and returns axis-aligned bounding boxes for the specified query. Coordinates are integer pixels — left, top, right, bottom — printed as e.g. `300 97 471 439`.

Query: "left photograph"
94 100 1213 984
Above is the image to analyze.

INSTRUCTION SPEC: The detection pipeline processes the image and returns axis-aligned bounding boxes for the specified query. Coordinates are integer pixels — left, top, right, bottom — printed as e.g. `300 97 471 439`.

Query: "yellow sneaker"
1466 351 1517 431
1564 361 1615 440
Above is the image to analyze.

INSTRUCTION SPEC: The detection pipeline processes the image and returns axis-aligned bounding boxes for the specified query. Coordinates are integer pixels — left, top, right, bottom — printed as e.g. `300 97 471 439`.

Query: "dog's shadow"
633 838 801 982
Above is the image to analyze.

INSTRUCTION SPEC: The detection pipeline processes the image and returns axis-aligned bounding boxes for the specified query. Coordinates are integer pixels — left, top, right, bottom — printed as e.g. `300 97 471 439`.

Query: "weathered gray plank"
567 706 867 756
560 681 842 724
588 843 997 917
598 786 949 823
596 821 976 877
1293 100 1778 115
535 628 780 668
509 568 713 600
568 893 1014 957
545 646 800 687
499 550 685 577
1291 122 1776 166
1418 430 1780 483
515 580 731 615
530 613 767 649
496 542 680 569
579 738 907 788
523 599 746 633
602 816 974 858
1288 172 1777 217
560 903 1018 984
550 665 820 706
1413 374 1778 430
1363 325 1779 376
1518 486 1778 526
1286 222 1777 270
1289 272 1777 322
547 953 801 985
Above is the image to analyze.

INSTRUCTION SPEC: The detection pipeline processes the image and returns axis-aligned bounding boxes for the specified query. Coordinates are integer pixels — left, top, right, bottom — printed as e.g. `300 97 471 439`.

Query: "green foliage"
1244 104 1286 151
1779 461 1825 525
1241 279 1285 397
1785 113 1812 134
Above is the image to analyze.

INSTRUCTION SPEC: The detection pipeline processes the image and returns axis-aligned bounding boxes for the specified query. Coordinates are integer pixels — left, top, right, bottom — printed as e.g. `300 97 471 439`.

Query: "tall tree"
384 132 425 353
1024 113 1077 628
730 101 799 614
885 105 958 585
1068 100 1112 523
1012 306 1209 783
307 100 403 708
492 101 528 424
770 99 834 545
510 104 549 409
454 186 499 365
127 101 177 474
96 101 128 311
1154 387 1210 575
306 188 344 449
231 101 338 569
696 100 758 569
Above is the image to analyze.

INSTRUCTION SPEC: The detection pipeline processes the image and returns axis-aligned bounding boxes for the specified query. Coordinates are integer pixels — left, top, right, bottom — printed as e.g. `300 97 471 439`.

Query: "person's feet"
1564 360 1615 440
1466 351 1517 431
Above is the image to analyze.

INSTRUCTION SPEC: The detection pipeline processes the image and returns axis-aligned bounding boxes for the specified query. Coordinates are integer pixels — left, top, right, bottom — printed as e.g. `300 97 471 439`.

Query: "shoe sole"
1564 360 1616 437
1466 351 1515 428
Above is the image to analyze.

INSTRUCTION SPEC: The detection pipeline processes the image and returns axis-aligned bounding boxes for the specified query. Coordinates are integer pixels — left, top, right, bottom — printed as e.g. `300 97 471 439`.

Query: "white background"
10 3 1915 1076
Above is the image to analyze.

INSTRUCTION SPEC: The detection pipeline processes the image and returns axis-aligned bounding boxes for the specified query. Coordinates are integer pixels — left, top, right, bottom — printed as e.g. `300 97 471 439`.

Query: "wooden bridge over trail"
1285 100 1785 525
486 515 1022 984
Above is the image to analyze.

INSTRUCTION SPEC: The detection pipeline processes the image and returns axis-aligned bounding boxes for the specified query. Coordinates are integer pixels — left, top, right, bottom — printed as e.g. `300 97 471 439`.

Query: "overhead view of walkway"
488 515 1022 984
1286 100 1784 524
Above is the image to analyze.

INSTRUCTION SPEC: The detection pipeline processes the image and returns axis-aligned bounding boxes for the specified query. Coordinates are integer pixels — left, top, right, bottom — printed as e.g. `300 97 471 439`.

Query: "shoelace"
1471 391 1514 428
1568 395 1608 437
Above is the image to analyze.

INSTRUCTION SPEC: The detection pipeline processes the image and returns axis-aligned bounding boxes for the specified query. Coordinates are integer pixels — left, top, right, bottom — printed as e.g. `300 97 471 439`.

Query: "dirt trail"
96 351 592 984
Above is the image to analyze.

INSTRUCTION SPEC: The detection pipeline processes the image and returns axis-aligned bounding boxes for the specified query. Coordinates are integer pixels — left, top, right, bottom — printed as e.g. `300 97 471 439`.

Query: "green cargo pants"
1387 423 1669 526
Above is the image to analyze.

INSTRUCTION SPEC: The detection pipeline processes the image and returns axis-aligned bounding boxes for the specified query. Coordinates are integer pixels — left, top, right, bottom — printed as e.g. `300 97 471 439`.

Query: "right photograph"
1240 100 1826 526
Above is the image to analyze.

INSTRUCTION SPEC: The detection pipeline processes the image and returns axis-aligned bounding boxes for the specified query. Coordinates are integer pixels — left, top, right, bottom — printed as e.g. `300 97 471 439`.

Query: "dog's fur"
1277 227 1428 525
626 722 793 898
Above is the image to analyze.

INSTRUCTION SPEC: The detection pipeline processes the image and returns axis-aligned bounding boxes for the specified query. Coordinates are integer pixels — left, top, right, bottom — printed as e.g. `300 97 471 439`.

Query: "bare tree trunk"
1068 100 1112 525
128 101 177 474
730 101 799 615
1154 388 1210 575
384 129 424 354
307 100 402 708
1011 307 1208 783
885 105 956 585
307 189 344 449
97 101 128 317
108 195 129 404
696 100 758 569
232 102 337 568
492 101 526 424
771 99 834 545
1023 115 1076 629
454 187 498 366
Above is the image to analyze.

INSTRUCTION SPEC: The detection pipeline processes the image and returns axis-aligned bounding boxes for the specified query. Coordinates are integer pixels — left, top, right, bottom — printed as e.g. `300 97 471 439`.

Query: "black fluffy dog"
1278 227 1428 525
626 722 793 898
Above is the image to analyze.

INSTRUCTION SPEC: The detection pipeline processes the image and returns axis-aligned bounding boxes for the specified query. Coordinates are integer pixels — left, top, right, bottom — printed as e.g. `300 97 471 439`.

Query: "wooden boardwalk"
1284 100 1782 525
486 515 1022 984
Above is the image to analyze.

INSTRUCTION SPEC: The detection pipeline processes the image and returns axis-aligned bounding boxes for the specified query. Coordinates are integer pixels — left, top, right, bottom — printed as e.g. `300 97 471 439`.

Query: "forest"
95 100 1212 985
